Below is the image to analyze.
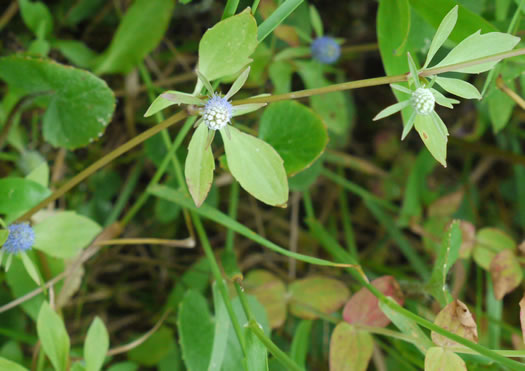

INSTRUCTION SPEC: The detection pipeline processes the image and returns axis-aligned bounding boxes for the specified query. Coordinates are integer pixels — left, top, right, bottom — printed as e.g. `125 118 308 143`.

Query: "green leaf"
488 87 515 132
33 211 102 259
128 327 174 367
184 124 215 207
178 290 214 371
244 270 287 329
423 6 458 68
84 317 109 371
257 0 304 43
288 276 350 319
0 230 8 246
94 0 175 74
20 252 41 286
221 126 288 207
377 0 411 74
258 101 328 176
53 40 98 68
290 320 312 369
244 327 268 371
198 10 258 81
435 76 481 99
309 5 323 37
225 67 251 100
0 56 115 149
19 0 53 39
106 362 139 371
0 177 51 223
373 100 411 121
207 283 229 371
424 347 467 370
473 227 516 270
288 156 323 192
26 161 49 188
329 323 373 371
432 31 520 73
414 113 448 167
0 356 28 371
426 221 462 306
379 297 433 354
145 91 203 118
410 0 498 42
37 302 70 371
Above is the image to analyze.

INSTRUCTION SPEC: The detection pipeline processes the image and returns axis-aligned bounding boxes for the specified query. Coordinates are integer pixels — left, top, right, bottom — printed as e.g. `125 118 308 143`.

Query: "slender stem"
233 48 525 105
497 75 525 109
16 110 188 223
191 213 247 357
234 281 255 322
222 0 240 19
247 320 303 371
225 182 240 253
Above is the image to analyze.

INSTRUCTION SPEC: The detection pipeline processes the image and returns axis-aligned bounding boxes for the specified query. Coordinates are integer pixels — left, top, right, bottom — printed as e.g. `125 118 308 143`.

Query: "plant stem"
191 213 247 357
233 48 525 105
225 182 240 253
222 0 240 19
247 320 303 371
16 110 188 223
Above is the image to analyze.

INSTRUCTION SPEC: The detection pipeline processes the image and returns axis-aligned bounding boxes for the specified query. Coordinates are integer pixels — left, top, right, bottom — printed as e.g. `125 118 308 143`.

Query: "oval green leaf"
258 101 328 176
0 55 115 149
33 211 102 258
37 302 70 371
198 10 258 81
221 126 288 207
185 124 215 207
85 317 110 371
244 270 287 328
0 177 51 223
329 322 373 371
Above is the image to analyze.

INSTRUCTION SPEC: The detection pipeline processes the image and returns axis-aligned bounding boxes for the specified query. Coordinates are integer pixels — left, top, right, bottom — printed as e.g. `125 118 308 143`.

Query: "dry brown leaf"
431 299 478 347
490 249 523 300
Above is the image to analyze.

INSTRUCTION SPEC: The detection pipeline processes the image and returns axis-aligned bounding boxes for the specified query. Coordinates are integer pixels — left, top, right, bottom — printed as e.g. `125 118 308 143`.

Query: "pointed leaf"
424 347 467 371
343 276 404 327
145 91 203 117
221 126 288 206
85 317 109 371
407 53 420 87
185 124 215 207
414 113 448 167
373 100 411 121
208 283 230 371
489 249 523 300
379 297 433 354
198 10 258 81
401 112 417 140
423 6 458 68
20 252 41 286
225 67 251 100
431 88 459 108
329 323 373 371
435 77 481 99
427 221 462 306
232 103 267 117
290 320 313 368
431 299 478 347
433 31 520 73
37 302 70 371
289 276 350 320
309 5 323 37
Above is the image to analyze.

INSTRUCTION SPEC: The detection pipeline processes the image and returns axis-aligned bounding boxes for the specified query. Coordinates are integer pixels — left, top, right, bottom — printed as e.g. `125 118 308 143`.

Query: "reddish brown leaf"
288 276 350 320
329 322 373 371
458 221 476 259
342 276 404 327
490 249 523 300
428 190 464 217
431 300 478 347
244 270 287 328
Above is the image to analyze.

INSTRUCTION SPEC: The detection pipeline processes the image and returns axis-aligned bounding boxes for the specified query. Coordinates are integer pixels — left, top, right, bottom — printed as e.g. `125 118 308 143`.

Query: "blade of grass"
257 0 304 42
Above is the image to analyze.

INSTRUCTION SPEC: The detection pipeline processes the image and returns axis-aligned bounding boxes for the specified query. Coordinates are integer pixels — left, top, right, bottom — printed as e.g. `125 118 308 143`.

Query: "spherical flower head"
411 87 435 115
202 94 233 130
311 36 341 64
3 223 34 254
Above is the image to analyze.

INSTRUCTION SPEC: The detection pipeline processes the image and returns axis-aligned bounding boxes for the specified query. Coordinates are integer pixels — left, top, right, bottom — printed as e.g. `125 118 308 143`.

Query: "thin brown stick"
0 1 18 31
96 237 195 248
496 75 525 110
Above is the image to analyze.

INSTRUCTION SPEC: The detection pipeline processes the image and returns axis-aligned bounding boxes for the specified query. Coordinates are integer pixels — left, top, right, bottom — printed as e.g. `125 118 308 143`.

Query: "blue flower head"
3 223 34 254
311 36 341 64
202 94 233 130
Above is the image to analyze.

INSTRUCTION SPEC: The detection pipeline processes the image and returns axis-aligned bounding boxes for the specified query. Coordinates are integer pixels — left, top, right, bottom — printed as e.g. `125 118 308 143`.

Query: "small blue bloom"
311 36 341 64
202 94 233 130
3 223 34 254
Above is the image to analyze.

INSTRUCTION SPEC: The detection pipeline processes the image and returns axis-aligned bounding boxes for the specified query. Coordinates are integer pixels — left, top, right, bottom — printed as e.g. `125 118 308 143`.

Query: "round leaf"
473 227 516 270
329 323 373 371
0 55 115 149
258 101 328 176
0 177 51 223
288 276 350 320
221 126 288 207
244 270 287 328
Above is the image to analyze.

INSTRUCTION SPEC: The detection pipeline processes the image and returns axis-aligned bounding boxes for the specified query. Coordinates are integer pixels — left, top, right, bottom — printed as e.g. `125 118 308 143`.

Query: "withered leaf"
490 249 523 300
431 299 478 347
